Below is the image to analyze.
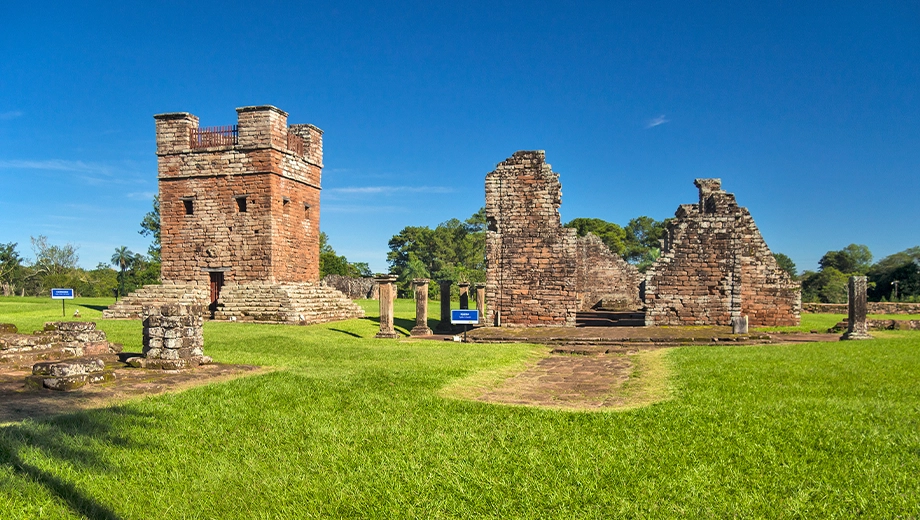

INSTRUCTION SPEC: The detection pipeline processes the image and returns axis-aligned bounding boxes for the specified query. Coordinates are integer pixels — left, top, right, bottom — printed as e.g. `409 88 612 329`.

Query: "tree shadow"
328 328 362 338
0 406 158 519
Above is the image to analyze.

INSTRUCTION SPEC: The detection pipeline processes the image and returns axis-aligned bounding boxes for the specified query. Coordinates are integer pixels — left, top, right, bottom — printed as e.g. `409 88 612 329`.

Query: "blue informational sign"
450 309 479 324
51 288 75 299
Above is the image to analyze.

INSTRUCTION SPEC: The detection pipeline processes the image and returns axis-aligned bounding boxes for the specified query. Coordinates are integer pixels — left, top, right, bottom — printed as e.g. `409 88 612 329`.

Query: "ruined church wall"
643 180 800 327
485 151 577 327
574 234 641 310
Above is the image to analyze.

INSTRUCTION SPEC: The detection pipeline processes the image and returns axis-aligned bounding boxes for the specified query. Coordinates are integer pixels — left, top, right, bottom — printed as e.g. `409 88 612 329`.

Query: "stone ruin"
0 321 122 366
643 179 800 327
0 321 123 391
484 152 801 329
485 151 579 326
484 151 640 327
322 274 378 299
105 105 363 325
127 304 211 369
575 234 641 311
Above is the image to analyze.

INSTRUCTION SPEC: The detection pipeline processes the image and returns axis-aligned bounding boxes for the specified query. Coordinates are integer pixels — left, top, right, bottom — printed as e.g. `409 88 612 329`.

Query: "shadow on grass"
328 328 362 338
0 407 156 519
361 316 417 336
81 305 111 312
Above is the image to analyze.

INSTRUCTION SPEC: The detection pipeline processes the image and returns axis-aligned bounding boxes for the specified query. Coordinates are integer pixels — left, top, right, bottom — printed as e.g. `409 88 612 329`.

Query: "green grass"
1 297 919 518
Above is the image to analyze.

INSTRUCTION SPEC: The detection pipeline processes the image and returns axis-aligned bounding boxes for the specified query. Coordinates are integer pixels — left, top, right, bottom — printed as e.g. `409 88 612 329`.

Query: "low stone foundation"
27 357 115 391
0 322 122 367
830 319 920 332
803 302 920 315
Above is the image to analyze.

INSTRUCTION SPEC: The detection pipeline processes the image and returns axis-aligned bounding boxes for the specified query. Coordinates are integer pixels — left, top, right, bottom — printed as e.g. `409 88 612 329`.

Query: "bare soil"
0 358 266 424
478 352 636 409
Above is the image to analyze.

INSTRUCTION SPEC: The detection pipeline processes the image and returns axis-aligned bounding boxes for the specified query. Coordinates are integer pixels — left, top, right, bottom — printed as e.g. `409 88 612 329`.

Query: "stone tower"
156 106 322 286
104 106 363 324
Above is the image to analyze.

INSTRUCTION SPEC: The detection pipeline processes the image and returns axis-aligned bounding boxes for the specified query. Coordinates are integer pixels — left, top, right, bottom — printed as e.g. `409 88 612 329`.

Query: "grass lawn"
1 297 919 518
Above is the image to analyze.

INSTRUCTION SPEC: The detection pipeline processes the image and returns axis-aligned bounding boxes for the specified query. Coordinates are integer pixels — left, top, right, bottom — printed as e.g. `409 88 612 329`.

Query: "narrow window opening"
282 196 291 206
236 196 247 213
181 197 194 215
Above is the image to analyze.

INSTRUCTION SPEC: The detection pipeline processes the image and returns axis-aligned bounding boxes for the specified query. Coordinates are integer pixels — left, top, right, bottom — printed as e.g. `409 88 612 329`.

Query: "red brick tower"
104 106 363 324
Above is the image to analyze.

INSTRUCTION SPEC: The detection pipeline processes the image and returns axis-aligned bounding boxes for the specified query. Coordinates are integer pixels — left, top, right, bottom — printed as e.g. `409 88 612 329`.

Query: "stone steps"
214 282 364 324
103 284 208 319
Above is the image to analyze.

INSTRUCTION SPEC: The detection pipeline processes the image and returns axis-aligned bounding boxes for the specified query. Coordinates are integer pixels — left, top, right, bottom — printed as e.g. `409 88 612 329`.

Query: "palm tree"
111 246 134 300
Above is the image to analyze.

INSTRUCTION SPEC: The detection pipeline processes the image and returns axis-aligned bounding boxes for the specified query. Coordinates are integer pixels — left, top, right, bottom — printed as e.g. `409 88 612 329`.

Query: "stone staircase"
213 282 365 324
102 283 209 319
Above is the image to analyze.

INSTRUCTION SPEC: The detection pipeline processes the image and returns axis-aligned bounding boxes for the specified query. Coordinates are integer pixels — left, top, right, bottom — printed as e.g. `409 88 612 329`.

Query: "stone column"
475 284 486 325
410 279 432 336
435 279 453 333
374 275 399 339
842 276 872 340
458 282 471 310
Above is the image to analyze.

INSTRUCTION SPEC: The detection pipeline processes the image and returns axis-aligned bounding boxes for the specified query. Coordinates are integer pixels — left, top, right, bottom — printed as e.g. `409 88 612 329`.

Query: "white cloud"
0 158 150 185
645 115 670 129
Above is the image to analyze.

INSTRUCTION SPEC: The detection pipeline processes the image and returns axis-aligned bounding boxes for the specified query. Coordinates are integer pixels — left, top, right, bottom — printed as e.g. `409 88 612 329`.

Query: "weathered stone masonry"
643 179 800 327
485 151 578 327
574 234 641 311
105 106 363 324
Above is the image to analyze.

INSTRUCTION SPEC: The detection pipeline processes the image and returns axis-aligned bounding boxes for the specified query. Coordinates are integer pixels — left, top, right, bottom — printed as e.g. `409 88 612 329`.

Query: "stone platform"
104 282 364 324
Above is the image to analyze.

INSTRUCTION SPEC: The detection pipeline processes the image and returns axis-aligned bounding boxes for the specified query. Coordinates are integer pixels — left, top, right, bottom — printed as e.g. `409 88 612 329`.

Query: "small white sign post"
51 288 75 317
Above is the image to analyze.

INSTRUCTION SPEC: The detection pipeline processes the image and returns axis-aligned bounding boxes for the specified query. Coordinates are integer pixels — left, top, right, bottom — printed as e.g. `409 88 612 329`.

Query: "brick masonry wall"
643 179 801 326
485 151 577 327
574 234 641 310
156 106 321 284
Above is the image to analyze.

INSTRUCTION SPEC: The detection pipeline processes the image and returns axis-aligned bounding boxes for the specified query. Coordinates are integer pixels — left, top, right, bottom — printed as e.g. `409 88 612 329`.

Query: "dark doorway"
209 271 224 316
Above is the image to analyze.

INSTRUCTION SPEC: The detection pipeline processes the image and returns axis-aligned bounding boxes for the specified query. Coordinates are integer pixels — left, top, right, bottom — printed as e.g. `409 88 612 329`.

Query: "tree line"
794 244 920 303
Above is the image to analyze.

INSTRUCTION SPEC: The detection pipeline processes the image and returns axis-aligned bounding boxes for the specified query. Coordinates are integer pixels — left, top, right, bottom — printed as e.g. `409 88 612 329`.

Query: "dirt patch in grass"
445 347 671 412
0 359 267 424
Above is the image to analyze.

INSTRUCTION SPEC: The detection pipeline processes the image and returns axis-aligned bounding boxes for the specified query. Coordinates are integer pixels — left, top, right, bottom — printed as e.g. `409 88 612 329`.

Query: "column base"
410 326 433 336
375 331 400 339
840 331 873 341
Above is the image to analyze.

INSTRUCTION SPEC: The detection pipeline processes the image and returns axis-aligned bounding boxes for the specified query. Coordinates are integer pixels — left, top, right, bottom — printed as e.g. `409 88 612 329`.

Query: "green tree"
27 235 79 294
801 267 850 303
0 242 23 296
111 246 136 298
624 216 670 270
319 232 370 278
387 209 486 298
564 218 626 256
867 247 920 301
773 253 797 278
139 195 161 262
818 244 872 275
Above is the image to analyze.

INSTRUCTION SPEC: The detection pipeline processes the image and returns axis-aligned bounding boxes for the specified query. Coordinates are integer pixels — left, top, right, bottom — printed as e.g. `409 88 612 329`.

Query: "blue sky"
1 1 918 274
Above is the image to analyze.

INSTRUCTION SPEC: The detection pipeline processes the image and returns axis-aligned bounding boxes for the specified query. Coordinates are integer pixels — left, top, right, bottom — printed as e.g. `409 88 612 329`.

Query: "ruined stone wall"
485 151 577 327
643 179 800 326
574 234 641 311
156 106 322 284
